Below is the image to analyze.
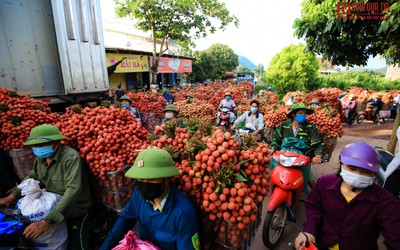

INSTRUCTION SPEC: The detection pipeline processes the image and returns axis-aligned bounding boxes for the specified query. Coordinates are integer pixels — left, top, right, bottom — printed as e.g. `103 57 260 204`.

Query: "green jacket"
270 120 322 157
12 145 93 224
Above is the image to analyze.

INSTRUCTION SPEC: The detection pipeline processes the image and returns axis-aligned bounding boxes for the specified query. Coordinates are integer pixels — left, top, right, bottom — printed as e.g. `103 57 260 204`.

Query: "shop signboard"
150 57 192 73
106 53 149 73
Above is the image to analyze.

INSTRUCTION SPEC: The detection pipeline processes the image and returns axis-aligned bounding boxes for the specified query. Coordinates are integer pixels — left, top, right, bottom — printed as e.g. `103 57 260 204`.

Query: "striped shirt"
304 174 400 250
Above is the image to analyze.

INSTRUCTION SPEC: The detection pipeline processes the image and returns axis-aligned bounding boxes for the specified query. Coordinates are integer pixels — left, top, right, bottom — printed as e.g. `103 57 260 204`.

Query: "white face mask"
165 112 174 119
340 168 375 189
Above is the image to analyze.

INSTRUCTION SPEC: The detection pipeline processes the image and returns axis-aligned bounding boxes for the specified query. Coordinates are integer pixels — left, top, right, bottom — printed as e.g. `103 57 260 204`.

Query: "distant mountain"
238 55 256 71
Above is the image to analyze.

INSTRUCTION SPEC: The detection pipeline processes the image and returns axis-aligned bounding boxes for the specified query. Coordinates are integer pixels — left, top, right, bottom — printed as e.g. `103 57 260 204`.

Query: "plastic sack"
378 110 391 118
16 179 68 250
112 231 160 250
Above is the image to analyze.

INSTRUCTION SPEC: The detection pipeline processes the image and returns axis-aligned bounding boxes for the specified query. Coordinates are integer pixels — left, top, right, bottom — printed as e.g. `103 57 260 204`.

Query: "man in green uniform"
270 103 322 191
0 124 94 250
163 104 185 128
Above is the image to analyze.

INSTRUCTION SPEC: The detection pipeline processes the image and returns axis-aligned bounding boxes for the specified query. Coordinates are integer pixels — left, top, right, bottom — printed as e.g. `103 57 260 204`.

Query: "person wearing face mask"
231 100 264 136
218 92 237 122
119 95 141 123
162 104 185 128
99 148 199 250
0 124 94 250
311 99 319 107
270 103 322 191
295 142 400 250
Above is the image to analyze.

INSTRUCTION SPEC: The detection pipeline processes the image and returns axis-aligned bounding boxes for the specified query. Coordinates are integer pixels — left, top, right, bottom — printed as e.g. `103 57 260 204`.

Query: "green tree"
236 66 252 72
190 44 239 82
265 44 319 94
294 0 400 66
206 44 239 80
114 0 238 88
190 50 210 83
318 71 400 90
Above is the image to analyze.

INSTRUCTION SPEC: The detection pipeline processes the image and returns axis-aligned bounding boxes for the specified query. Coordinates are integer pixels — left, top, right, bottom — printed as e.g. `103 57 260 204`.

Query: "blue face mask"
226 96 231 101
312 103 318 107
250 107 258 113
295 114 307 123
32 145 55 158
123 103 130 109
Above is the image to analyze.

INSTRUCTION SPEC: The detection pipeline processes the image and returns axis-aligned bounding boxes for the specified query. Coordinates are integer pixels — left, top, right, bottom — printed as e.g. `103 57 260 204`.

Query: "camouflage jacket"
270 120 322 156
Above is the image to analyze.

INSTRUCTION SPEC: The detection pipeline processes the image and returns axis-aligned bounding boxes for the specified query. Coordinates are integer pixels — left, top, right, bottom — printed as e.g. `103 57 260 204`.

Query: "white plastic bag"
16 179 68 250
378 110 391 118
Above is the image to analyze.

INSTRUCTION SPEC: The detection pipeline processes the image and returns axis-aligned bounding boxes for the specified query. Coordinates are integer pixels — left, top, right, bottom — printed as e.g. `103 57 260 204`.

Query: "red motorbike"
216 107 233 129
262 150 311 249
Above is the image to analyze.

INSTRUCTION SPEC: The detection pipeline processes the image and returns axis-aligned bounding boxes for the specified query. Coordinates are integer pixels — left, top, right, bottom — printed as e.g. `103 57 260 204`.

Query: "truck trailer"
0 0 109 106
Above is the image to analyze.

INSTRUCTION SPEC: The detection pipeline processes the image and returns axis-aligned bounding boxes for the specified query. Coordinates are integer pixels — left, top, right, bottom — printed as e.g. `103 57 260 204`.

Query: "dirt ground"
251 119 396 250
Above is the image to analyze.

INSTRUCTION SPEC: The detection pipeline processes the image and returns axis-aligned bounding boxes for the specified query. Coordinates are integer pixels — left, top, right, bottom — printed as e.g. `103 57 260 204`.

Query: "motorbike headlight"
279 155 298 167
294 160 306 166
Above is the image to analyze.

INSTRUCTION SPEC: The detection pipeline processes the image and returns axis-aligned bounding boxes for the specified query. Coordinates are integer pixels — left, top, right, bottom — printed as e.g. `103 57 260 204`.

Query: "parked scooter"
262 147 310 248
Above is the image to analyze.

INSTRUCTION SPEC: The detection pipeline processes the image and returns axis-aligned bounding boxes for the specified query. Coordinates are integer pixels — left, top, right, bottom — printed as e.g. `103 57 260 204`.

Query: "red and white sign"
150 57 192 73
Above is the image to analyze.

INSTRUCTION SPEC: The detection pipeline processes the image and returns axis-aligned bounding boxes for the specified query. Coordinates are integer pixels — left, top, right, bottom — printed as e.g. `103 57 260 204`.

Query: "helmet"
225 92 232 97
339 142 380 173
119 95 132 103
186 93 194 98
125 148 180 179
311 99 319 104
287 102 314 118
24 124 67 146
163 104 178 113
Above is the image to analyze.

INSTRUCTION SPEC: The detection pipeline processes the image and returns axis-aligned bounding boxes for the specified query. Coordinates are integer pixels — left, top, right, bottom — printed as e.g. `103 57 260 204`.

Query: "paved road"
250 134 390 250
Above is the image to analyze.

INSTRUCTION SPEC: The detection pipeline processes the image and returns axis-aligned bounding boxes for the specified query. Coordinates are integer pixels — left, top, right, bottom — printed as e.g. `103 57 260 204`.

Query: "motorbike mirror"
284 203 297 223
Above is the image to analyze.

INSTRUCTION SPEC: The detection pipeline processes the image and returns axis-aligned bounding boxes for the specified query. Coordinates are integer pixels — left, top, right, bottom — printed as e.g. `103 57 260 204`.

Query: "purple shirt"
303 174 400 250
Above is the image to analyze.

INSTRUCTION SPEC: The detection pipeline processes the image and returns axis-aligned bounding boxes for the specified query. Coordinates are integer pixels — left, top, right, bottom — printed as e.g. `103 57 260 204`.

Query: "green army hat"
24 124 67 146
125 148 180 179
287 102 314 118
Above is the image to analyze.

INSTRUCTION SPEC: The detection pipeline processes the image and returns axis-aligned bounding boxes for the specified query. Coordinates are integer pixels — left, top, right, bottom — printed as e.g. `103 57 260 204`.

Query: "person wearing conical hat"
0 124 94 249
100 148 199 250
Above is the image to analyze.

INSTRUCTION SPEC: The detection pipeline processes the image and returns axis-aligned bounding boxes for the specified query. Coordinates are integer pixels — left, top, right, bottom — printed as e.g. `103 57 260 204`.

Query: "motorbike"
0 207 35 250
216 107 234 129
285 203 318 250
356 109 391 124
262 143 311 248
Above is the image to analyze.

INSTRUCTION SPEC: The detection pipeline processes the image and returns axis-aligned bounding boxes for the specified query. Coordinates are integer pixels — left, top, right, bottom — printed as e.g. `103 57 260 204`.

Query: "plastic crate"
199 204 262 250
96 164 134 192
8 148 35 180
97 183 135 213
141 113 164 133
90 164 135 212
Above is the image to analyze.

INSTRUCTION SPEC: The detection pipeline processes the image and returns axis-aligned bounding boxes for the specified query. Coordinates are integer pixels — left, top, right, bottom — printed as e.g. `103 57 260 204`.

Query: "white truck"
0 0 109 106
